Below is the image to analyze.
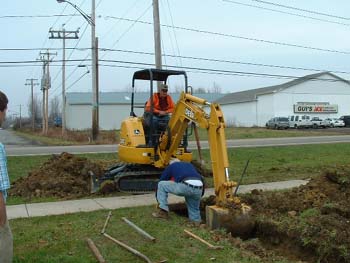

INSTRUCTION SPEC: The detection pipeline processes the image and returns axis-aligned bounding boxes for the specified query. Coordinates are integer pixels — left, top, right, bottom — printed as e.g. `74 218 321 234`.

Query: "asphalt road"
4 134 350 156
0 129 40 146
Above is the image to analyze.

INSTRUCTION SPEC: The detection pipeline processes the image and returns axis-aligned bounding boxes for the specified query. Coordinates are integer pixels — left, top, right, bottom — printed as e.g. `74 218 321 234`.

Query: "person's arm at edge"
0 192 7 226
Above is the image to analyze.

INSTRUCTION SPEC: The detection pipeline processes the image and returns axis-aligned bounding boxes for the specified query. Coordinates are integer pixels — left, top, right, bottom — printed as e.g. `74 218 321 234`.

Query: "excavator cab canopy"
130 68 189 117
132 68 188 86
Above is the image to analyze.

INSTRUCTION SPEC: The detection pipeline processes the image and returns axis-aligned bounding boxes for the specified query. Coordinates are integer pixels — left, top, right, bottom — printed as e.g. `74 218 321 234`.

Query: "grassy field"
11 206 292 263
7 143 350 262
15 126 347 146
7 143 350 205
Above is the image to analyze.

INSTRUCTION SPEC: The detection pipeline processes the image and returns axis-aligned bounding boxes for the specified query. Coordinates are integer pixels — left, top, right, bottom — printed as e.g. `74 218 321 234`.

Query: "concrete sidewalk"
7 179 308 220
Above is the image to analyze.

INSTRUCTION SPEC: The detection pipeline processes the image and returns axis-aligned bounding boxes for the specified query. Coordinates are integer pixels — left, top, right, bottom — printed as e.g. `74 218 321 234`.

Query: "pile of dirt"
238 165 350 263
10 152 114 200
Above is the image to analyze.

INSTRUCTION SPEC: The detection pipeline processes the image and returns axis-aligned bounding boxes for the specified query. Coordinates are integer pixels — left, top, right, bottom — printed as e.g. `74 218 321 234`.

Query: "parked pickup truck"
311 117 330 128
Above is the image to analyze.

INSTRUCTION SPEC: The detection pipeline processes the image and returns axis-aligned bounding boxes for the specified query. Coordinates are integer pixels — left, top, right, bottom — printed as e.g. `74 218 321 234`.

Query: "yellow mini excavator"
93 68 252 234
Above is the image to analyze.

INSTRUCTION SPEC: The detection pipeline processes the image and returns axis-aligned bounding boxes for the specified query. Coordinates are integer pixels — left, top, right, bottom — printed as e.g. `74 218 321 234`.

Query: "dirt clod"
239 165 350 263
9 152 114 200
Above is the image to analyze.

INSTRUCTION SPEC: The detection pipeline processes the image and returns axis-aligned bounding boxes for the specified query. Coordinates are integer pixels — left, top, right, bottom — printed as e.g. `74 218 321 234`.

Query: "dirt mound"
10 152 114 200
240 165 350 263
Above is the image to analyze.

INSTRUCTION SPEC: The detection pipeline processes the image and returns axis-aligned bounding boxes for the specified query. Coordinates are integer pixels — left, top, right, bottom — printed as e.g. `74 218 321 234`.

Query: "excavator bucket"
206 204 255 239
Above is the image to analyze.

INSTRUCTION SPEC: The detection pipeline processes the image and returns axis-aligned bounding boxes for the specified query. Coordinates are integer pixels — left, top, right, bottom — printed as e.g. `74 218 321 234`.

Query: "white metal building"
214 72 350 127
65 92 224 130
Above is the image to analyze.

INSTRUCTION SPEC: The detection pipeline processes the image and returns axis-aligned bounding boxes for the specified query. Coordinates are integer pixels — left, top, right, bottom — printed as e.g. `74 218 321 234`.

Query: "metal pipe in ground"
103 233 153 263
121 217 156 242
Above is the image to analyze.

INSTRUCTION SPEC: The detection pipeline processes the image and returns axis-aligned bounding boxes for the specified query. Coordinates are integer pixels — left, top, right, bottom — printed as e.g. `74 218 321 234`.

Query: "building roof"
214 72 350 105
66 91 224 105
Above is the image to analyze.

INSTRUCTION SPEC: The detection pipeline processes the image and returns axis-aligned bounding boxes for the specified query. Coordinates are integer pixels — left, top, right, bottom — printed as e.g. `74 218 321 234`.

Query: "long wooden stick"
121 217 156 242
86 238 106 263
101 211 112 234
184 229 223 250
103 233 153 263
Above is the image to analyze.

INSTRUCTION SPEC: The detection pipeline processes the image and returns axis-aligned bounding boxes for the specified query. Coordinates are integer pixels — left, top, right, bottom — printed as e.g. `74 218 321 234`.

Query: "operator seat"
143 109 169 146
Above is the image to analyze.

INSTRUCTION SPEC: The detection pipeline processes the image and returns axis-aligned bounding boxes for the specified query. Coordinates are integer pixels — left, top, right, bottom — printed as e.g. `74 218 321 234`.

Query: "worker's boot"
152 209 169 219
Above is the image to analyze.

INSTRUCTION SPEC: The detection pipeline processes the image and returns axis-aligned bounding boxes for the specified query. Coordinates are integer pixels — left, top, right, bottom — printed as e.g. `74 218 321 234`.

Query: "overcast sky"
2 0 350 116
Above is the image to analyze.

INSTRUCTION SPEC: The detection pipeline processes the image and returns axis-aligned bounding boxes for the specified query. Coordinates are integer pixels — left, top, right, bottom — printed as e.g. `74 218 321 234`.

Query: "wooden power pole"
49 27 79 136
153 0 163 92
39 50 56 135
25 79 39 131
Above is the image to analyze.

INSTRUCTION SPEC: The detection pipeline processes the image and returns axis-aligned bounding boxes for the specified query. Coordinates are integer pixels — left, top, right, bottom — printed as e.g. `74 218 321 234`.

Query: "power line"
166 0 182 67
99 0 142 41
4 13 349 58
99 48 350 75
221 0 350 27
3 57 346 83
0 14 78 19
3 48 350 76
99 58 350 82
50 23 90 88
101 4 152 60
105 16 350 55
250 0 350 21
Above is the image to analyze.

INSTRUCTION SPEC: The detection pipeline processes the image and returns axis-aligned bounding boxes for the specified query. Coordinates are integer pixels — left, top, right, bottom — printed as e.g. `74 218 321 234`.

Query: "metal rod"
193 123 204 165
234 159 250 196
101 211 112 234
184 229 223 250
86 238 106 263
121 217 156 242
103 233 153 263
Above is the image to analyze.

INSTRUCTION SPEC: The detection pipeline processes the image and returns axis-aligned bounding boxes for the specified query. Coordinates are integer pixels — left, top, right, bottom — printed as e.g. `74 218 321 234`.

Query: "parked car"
54 117 62 127
324 118 344 128
310 117 330 128
266 117 289 129
288 115 313 129
339 115 350 127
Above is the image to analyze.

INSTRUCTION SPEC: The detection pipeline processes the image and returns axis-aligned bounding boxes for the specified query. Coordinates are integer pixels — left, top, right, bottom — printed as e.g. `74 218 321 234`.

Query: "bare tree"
193 87 207 93
27 94 42 125
174 85 184 93
49 95 61 121
208 82 222 93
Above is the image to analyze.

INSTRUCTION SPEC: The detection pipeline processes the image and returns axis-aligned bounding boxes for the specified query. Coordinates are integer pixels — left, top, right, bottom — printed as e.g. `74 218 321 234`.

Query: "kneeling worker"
152 158 204 225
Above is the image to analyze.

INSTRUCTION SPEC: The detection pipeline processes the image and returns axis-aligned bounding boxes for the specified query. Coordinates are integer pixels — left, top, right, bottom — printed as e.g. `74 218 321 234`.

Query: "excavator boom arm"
156 92 236 204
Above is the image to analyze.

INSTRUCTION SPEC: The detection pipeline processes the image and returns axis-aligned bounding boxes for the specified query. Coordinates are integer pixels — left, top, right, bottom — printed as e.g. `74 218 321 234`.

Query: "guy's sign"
294 104 338 113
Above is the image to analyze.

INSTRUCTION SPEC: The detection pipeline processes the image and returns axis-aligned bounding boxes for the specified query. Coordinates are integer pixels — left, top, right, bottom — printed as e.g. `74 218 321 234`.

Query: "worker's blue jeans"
157 181 202 222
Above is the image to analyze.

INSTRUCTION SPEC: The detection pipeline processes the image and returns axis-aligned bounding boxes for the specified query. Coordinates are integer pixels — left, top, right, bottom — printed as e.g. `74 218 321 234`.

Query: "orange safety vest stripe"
145 93 175 114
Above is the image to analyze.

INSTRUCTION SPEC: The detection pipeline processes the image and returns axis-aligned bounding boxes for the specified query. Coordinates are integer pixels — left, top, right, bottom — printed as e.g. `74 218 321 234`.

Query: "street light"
57 0 99 141
56 0 94 25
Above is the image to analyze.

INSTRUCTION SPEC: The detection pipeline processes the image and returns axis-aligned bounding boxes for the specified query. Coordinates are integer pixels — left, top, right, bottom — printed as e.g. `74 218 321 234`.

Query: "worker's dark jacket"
159 162 202 182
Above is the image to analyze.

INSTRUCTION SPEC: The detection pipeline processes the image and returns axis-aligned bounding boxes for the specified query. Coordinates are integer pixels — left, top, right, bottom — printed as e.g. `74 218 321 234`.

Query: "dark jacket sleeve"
159 165 172 181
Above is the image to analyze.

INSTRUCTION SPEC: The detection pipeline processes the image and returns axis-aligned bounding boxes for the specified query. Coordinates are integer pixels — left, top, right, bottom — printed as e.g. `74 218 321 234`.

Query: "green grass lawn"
8 143 350 262
6 143 350 205
15 127 347 146
12 206 290 263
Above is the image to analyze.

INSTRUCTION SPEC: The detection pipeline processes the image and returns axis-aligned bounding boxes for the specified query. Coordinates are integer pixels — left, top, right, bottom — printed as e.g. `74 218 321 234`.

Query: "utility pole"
19 105 22 129
56 0 98 141
39 59 47 134
49 27 79 136
25 79 39 131
39 50 56 135
153 0 162 91
91 0 99 141
95 37 99 135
